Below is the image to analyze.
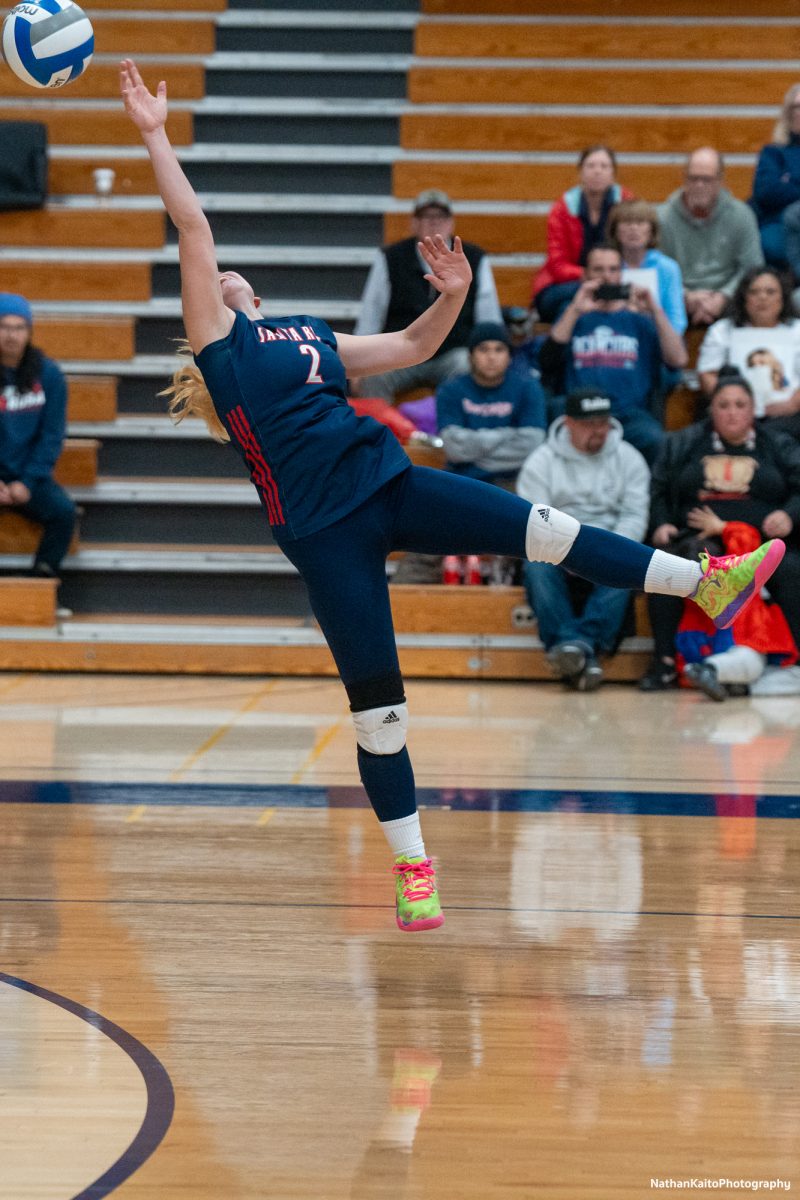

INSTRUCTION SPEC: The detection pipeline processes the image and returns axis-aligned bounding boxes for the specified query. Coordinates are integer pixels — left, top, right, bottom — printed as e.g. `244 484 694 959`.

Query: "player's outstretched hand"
419 234 472 297
120 58 167 134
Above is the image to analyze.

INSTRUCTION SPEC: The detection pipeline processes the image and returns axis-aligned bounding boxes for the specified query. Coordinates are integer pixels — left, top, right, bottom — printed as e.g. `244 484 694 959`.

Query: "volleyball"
2 0 93 89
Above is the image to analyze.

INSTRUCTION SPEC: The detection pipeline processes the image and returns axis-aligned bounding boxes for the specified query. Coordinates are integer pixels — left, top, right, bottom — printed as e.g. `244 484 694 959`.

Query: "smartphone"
594 282 631 302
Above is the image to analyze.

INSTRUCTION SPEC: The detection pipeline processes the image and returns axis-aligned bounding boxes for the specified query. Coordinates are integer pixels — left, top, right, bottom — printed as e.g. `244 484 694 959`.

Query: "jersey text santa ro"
195 312 409 540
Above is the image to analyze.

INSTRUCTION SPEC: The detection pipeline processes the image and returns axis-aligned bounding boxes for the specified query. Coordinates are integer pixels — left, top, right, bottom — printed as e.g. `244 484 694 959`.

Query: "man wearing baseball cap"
0 292 76 616
353 189 503 401
517 386 650 690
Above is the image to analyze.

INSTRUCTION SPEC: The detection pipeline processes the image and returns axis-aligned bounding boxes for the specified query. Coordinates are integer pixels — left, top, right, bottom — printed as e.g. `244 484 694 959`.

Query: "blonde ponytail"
159 341 230 443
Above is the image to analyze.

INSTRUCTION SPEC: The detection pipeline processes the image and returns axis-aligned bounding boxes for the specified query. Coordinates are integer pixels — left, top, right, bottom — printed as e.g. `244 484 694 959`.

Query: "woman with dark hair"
697 266 800 432
640 372 800 691
0 291 76 611
531 145 633 324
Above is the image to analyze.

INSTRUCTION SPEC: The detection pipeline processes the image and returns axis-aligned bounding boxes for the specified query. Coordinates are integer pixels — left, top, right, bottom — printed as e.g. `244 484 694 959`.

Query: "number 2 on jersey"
300 344 323 384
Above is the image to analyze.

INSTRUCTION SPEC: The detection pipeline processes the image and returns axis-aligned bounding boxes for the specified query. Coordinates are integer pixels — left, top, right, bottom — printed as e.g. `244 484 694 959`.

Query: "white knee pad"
352 702 408 755
525 503 580 565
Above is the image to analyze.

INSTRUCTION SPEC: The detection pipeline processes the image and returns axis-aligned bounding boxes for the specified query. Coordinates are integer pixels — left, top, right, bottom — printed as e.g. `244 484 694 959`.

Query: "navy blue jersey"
195 311 409 540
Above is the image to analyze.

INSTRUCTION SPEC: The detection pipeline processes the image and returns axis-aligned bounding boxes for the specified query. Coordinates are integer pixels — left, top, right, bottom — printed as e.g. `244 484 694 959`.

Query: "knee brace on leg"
525 503 580 565
352 702 408 756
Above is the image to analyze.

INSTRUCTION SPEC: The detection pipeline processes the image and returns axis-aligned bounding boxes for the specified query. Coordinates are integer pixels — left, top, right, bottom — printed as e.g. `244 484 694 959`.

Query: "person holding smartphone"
538 244 688 465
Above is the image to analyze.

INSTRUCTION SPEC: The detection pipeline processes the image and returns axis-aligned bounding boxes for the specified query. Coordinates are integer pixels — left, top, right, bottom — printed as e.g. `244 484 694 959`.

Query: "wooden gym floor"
1 672 799 1198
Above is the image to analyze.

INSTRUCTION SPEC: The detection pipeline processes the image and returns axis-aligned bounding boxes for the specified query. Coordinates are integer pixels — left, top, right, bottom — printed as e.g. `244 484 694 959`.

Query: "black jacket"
649 418 800 531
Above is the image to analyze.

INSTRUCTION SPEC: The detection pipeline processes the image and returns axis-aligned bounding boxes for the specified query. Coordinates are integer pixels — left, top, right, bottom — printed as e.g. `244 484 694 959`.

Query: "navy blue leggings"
277 466 531 690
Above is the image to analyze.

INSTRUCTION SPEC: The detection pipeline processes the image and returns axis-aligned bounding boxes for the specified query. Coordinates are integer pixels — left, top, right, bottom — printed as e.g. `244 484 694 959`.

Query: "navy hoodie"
0 354 67 488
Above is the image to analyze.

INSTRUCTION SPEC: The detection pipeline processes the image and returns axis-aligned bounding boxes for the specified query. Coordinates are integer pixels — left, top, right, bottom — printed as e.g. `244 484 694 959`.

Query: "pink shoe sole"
396 913 445 932
715 539 786 629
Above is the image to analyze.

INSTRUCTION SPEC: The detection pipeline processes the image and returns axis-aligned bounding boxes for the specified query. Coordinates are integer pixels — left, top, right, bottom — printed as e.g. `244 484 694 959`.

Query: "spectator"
517 387 650 691
607 198 687 335
676 510 797 701
0 292 76 615
502 304 545 384
640 373 800 690
532 145 633 324
353 189 502 401
696 266 800 433
437 321 547 487
393 321 547 583
538 244 687 465
659 148 764 326
749 83 800 274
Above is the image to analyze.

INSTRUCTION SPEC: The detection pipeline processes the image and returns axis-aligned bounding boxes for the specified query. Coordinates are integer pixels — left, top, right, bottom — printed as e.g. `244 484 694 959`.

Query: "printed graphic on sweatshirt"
571 325 640 371
0 384 45 413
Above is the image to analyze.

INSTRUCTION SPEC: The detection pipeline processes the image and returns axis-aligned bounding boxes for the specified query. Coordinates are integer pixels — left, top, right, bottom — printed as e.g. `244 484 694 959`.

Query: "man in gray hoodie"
659 147 763 326
516 388 650 690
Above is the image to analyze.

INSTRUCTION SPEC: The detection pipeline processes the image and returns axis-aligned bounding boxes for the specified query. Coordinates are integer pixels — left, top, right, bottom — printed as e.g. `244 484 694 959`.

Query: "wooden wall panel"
37 319 134 362
415 21 800 60
0 209 164 249
92 19 215 55
0 637 648 680
0 263 151 302
492 266 536 306
0 513 78 556
49 158 158 197
423 0 800 15
401 113 770 154
66 377 118 423
90 0 223 8
0 579 56 627
385 211 543 253
0 64 203 100
393 160 753 203
0 107 192 146
53 440 99 488
409 66 799 108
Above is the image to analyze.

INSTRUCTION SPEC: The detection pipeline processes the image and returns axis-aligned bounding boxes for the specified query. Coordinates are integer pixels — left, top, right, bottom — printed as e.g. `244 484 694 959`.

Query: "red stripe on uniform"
228 407 277 524
228 405 285 526
232 409 284 526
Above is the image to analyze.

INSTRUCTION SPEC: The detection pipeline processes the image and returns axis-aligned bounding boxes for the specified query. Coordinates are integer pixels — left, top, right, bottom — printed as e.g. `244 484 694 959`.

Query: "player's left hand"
419 234 472 297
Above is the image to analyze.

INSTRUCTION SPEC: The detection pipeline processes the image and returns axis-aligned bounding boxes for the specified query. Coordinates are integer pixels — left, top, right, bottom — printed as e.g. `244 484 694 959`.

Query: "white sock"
381 812 426 860
644 549 702 597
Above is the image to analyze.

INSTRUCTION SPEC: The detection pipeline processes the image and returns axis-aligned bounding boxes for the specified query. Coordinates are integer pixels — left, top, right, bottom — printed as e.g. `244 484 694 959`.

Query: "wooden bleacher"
0 0 781 675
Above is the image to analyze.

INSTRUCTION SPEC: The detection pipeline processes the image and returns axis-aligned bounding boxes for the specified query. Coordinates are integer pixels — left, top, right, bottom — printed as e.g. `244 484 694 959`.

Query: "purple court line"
0 973 174 1200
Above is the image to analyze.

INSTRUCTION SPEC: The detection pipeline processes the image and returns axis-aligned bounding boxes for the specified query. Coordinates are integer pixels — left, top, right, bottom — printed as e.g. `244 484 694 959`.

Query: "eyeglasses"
0 321 28 333
685 174 720 184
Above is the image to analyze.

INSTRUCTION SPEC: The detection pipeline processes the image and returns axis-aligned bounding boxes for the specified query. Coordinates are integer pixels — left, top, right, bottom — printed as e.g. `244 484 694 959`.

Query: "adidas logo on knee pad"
383 711 400 724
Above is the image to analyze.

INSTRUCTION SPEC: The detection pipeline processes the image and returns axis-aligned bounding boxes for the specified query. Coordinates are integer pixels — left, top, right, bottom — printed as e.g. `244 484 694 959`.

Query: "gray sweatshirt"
658 187 764 296
516 417 650 542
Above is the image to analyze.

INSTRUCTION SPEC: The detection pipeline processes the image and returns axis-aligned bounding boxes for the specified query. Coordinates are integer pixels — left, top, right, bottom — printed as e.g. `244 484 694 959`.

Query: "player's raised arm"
119 58 233 353
335 235 472 375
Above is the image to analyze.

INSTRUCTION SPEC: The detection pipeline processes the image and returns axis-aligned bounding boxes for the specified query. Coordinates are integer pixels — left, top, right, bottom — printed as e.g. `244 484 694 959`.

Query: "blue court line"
0 973 174 1200
1 780 799 817
0 898 797 921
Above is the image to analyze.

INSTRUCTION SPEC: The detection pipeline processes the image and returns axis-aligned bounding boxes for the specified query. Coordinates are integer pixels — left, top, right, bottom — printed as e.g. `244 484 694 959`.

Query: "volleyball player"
121 60 785 932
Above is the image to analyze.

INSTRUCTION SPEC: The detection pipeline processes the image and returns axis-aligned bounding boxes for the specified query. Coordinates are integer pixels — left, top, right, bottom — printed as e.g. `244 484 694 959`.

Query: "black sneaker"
573 654 604 692
638 658 678 692
546 641 589 680
684 661 727 702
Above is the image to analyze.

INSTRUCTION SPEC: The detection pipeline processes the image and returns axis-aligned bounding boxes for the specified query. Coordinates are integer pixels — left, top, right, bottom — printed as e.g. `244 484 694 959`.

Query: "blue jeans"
523 560 631 655
9 476 76 572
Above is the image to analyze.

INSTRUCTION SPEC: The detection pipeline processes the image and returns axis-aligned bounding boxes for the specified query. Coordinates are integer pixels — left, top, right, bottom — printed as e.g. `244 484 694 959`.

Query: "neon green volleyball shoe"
693 539 785 629
392 856 444 932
